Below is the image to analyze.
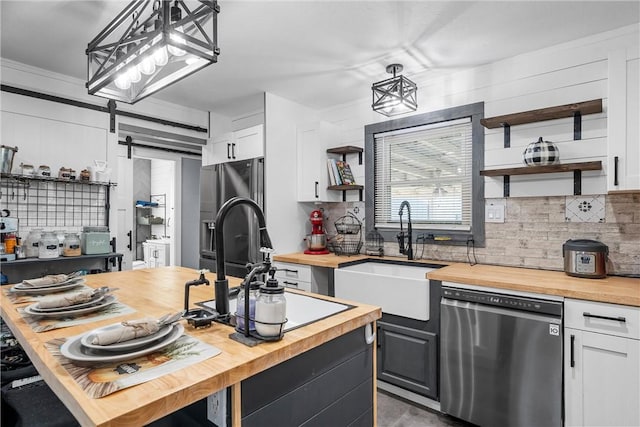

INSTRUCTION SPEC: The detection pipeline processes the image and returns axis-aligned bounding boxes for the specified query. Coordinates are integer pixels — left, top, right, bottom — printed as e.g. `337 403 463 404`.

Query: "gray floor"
377 391 472 427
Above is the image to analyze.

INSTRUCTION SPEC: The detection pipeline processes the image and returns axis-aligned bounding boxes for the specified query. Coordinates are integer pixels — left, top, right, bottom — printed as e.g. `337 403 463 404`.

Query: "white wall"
317 24 640 199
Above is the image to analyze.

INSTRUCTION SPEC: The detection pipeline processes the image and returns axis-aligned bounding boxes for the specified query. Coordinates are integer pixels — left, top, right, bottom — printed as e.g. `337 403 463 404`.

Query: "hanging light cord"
466 237 477 266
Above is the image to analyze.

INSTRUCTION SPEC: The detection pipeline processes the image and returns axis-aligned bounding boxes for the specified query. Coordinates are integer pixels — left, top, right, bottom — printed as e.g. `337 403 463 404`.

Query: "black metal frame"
372 65 417 117
86 0 219 104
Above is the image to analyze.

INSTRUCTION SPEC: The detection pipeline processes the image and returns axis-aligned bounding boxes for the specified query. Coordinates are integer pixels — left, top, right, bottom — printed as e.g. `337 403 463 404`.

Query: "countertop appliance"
440 285 563 427
199 158 264 278
303 209 329 255
563 239 608 278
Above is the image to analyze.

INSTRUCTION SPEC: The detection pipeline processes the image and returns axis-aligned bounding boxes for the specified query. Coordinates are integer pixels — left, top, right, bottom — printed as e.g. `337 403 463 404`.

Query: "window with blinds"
365 102 484 247
373 118 472 231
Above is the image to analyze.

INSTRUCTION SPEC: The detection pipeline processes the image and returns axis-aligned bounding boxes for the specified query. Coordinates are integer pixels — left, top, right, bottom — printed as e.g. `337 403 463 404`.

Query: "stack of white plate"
61 322 184 364
10 277 85 294
22 294 118 318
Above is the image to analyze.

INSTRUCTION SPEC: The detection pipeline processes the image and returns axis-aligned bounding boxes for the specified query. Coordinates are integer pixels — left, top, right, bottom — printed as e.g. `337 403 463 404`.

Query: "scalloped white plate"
60 323 184 364
80 323 173 352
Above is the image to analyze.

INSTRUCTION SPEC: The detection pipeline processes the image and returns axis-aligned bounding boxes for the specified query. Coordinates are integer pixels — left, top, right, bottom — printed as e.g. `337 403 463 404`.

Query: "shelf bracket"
574 170 582 195
573 111 582 140
503 175 510 197
503 124 510 148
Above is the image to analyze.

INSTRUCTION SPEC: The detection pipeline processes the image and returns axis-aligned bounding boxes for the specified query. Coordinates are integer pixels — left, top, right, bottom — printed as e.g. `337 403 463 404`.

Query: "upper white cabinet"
608 49 640 192
203 124 264 165
296 121 340 202
564 298 640 426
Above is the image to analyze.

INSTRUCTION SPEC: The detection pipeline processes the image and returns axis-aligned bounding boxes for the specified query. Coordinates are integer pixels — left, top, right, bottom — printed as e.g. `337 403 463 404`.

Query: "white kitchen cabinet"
272 261 330 295
143 240 170 268
203 124 264 166
296 121 340 202
564 298 640 427
607 49 640 192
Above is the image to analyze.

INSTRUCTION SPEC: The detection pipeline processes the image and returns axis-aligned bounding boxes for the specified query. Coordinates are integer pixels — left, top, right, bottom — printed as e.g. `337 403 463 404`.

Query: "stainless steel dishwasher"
440 284 563 427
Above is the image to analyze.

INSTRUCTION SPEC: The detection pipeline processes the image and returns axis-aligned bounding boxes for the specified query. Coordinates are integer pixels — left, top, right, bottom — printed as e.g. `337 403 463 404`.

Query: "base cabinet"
377 320 438 400
564 299 640 427
240 326 373 426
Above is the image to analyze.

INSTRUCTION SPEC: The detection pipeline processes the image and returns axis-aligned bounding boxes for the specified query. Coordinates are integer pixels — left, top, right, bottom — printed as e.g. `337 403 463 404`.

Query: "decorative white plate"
80 323 173 352
23 295 117 318
60 323 184 364
32 295 105 313
14 277 85 289
11 280 85 295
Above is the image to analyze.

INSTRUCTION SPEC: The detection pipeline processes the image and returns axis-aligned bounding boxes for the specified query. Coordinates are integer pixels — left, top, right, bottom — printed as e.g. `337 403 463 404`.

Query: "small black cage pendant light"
371 64 417 117
86 0 220 104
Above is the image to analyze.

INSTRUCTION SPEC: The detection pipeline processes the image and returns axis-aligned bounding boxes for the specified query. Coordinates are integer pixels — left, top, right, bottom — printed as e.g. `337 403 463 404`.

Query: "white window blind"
373 117 473 231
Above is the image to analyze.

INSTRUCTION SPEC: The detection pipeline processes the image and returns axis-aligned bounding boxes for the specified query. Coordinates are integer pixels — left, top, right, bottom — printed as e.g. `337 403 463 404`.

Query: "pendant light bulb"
138 54 156 75
168 28 186 57
114 73 131 90
128 65 142 83
153 45 168 66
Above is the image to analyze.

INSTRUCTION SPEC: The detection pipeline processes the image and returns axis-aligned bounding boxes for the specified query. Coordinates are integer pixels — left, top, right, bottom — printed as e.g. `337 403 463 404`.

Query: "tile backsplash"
319 193 640 276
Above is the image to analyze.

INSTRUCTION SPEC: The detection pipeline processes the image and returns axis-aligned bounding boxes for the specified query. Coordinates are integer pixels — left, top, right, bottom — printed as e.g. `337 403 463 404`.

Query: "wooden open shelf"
480 161 602 177
480 161 602 197
480 99 603 129
327 184 364 191
327 145 364 201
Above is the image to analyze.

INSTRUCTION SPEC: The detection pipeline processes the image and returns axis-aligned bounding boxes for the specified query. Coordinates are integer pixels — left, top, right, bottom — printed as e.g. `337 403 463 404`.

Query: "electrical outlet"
207 388 227 427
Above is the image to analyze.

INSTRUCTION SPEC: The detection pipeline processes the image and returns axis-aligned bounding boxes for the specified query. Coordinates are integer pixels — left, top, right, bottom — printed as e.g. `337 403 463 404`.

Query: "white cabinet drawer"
273 262 311 283
565 298 640 340
279 278 311 293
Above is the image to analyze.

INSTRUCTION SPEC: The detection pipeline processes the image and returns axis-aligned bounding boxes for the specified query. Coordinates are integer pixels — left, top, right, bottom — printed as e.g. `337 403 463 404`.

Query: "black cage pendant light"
86 0 220 104
371 64 417 117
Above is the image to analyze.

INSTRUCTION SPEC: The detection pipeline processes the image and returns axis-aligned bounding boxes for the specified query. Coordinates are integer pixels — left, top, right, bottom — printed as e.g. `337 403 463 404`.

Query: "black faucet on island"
214 197 273 317
397 200 413 260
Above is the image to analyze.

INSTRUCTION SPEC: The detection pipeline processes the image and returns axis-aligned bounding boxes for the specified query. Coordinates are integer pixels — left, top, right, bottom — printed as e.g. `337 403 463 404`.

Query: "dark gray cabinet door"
377 321 438 399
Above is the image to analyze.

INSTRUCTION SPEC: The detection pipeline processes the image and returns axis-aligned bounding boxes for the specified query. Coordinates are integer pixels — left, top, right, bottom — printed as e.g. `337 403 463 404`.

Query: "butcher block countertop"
428 263 640 307
0 267 381 427
274 253 639 307
273 252 449 269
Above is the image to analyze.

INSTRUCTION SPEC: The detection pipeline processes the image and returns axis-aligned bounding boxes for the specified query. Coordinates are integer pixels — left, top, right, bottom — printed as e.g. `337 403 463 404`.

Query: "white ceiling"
1 1 639 117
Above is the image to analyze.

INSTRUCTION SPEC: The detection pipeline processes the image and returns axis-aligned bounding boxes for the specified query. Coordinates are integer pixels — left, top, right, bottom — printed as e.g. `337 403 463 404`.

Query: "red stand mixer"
304 209 330 255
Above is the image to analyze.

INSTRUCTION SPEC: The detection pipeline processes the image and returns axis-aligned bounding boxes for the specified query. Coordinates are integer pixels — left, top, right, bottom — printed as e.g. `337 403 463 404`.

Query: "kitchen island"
0 266 381 426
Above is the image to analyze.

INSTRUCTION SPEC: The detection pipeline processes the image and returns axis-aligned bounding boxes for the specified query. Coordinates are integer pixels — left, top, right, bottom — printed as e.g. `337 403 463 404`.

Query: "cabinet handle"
614 156 619 186
583 312 626 323
231 143 236 159
314 181 319 198
376 325 381 348
127 230 132 250
283 281 298 288
227 143 232 159
570 334 575 368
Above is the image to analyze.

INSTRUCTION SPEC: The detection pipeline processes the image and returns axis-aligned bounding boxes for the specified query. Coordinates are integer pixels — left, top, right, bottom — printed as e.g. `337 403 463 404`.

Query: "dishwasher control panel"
442 287 562 316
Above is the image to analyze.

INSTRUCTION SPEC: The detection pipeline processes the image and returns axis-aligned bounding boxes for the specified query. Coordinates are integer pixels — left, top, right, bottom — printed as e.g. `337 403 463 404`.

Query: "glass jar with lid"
255 279 287 339
24 229 43 258
38 231 59 259
62 233 81 257
235 281 261 334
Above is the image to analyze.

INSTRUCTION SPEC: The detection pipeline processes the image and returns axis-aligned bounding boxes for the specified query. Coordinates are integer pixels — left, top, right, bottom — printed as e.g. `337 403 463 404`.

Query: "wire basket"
334 212 362 234
327 235 363 256
329 213 363 255
365 230 384 256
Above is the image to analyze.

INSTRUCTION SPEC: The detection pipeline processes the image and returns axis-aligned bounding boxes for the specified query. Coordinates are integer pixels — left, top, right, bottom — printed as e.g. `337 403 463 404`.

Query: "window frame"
364 102 485 247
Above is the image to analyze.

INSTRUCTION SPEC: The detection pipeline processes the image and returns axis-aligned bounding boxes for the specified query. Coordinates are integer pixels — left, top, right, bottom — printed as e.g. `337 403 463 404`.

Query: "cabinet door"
207 132 234 165
565 328 640 426
296 122 340 202
233 124 264 161
377 321 438 399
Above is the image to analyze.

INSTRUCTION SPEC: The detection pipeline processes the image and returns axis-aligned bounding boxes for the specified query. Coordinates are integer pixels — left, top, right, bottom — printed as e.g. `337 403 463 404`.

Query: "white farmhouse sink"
334 261 434 321
202 291 351 332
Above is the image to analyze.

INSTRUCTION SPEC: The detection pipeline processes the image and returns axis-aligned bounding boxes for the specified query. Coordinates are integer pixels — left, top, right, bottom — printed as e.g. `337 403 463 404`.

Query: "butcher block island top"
428 263 640 307
0 266 381 427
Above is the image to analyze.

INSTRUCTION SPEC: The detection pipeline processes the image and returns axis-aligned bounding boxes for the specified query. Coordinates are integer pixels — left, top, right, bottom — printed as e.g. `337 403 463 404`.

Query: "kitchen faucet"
397 201 413 260
214 197 273 317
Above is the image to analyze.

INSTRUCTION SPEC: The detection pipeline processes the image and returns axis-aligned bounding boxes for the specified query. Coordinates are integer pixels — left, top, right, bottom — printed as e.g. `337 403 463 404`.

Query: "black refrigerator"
199 157 264 278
